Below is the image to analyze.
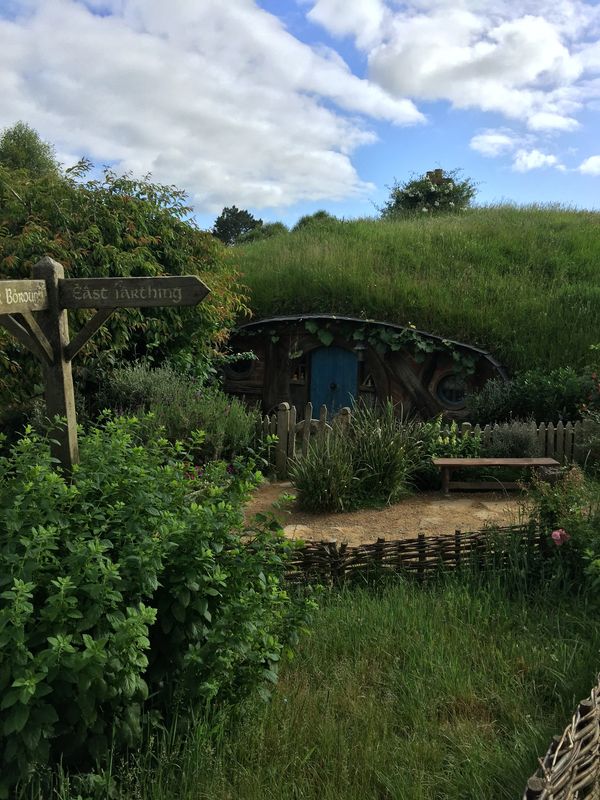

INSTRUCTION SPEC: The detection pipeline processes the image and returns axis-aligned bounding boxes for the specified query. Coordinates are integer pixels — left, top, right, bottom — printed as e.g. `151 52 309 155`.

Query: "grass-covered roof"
235 205 600 372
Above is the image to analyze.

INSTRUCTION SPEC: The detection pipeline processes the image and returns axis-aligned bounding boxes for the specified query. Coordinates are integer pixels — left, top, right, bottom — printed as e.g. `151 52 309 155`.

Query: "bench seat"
432 457 560 494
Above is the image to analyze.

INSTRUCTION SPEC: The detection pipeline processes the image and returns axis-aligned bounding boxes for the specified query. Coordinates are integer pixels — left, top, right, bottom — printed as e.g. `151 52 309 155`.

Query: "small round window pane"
226 358 254 379
436 374 466 407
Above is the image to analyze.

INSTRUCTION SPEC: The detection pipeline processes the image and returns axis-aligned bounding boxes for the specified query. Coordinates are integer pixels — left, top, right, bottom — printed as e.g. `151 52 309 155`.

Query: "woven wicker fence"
286 524 543 586
523 676 600 799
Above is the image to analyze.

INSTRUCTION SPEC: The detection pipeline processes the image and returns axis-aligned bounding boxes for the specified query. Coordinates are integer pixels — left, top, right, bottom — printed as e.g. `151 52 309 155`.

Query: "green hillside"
235 206 600 372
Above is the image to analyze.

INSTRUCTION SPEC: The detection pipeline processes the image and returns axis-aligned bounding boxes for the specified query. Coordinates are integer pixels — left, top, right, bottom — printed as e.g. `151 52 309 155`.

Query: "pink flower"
551 529 571 546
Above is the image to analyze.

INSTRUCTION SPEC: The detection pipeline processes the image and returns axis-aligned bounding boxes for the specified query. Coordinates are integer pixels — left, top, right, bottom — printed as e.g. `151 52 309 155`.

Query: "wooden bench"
432 457 560 495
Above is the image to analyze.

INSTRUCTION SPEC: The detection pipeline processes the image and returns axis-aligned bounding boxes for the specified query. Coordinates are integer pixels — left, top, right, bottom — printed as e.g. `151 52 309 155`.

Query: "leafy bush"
481 421 542 458
580 411 600 475
291 210 340 232
380 168 476 217
466 367 594 424
0 154 246 413
100 364 260 460
414 416 481 489
291 402 422 511
238 221 288 243
527 467 600 590
0 417 312 795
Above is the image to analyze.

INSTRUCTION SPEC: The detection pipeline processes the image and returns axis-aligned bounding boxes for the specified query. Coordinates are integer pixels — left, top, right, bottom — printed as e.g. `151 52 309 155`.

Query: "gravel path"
244 481 528 546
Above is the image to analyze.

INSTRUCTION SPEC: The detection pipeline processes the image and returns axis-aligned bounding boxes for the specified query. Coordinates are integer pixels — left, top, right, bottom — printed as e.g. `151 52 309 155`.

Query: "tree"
212 205 263 245
380 168 477 217
0 156 247 414
0 121 60 177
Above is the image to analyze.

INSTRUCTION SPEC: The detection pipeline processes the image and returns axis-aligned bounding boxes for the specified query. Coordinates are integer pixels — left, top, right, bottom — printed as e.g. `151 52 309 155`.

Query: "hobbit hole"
223 315 505 418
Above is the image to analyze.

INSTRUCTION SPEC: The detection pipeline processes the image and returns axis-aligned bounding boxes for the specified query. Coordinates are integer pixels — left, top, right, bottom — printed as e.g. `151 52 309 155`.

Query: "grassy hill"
235 206 600 372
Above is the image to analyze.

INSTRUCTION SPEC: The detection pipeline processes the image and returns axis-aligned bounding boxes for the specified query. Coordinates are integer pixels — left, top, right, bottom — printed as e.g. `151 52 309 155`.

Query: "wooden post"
32 257 79 471
276 402 290 479
0 259 210 473
417 533 427 582
441 466 450 495
454 529 461 570
337 406 351 434
287 404 297 461
302 401 313 456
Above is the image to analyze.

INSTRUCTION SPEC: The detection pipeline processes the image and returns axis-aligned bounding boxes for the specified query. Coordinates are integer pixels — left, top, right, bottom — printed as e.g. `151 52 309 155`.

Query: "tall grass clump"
290 402 422 511
237 205 600 371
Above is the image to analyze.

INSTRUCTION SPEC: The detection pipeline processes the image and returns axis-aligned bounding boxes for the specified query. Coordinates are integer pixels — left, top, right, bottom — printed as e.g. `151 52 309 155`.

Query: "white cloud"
0 0 423 212
308 0 387 49
470 129 519 157
308 0 600 131
512 148 560 171
578 155 600 174
527 111 580 130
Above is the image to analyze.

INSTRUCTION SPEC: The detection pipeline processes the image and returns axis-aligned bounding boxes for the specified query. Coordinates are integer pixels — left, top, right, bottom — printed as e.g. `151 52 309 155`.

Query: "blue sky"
1 0 600 230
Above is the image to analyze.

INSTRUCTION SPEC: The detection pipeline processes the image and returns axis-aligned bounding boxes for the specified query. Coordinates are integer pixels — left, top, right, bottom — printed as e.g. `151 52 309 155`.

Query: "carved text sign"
0 259 210 470
59 276 209 309
0 280 49 314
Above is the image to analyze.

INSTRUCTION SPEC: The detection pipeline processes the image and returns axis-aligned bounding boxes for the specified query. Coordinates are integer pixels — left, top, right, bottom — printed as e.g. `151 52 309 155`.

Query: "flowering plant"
550 528 571 546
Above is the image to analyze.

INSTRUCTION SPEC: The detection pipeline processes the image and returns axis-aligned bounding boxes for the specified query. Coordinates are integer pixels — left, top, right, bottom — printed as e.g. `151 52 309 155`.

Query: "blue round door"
310 346 358 414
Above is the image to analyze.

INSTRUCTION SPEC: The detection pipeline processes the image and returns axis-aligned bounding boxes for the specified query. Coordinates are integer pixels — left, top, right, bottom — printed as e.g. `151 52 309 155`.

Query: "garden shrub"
290 402 423 511
528 467 600 589
99 364 260 460
466 367 594 424
289 432 356 513
414 416 481 489
380 168 476 217
0 417 312 796
580 410 600 476
481 421 542 458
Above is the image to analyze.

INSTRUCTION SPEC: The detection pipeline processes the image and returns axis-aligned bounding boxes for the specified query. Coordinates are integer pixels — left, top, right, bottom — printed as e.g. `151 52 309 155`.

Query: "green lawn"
111 578 599 800
235 205 600 372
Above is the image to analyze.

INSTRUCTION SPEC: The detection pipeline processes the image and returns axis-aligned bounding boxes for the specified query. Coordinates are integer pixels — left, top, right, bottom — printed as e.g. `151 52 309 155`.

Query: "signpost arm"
65 308 115 361
32 257 79 471
0 314 53 365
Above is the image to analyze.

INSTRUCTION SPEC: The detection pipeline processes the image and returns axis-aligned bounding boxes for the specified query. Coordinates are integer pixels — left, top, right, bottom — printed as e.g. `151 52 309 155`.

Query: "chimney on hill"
426 168 445 185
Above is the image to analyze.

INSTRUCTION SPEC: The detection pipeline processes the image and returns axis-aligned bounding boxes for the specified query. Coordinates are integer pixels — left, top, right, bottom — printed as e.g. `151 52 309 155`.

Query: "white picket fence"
262 401 594 479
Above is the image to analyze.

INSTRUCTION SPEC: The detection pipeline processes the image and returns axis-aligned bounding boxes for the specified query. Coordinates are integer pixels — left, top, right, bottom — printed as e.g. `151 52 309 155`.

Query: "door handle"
330 382 337 390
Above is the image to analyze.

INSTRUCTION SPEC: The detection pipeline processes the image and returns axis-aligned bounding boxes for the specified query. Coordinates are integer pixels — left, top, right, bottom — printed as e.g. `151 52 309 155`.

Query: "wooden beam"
20 311 54 364
0 313 53 365
32 257 79 471
65 308 114 361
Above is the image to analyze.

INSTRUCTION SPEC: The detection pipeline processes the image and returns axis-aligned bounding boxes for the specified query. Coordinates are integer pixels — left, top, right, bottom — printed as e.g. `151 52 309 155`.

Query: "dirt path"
244 481 528 546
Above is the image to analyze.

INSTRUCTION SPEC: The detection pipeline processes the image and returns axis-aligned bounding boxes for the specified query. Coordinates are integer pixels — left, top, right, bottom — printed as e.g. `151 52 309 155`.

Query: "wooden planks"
433 457 560 467
433 457 560 495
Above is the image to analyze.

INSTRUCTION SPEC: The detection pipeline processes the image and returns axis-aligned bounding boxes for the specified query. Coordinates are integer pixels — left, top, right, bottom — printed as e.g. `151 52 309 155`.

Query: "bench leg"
441 467 450 495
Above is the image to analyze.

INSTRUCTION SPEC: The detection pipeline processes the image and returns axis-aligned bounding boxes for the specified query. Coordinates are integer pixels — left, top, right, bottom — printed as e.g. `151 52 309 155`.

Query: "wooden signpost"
0 257 210 471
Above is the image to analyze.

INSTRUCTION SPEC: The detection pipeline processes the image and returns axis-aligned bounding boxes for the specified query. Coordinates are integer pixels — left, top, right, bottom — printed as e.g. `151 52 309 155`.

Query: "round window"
226 358 254 379
436 373 467 407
